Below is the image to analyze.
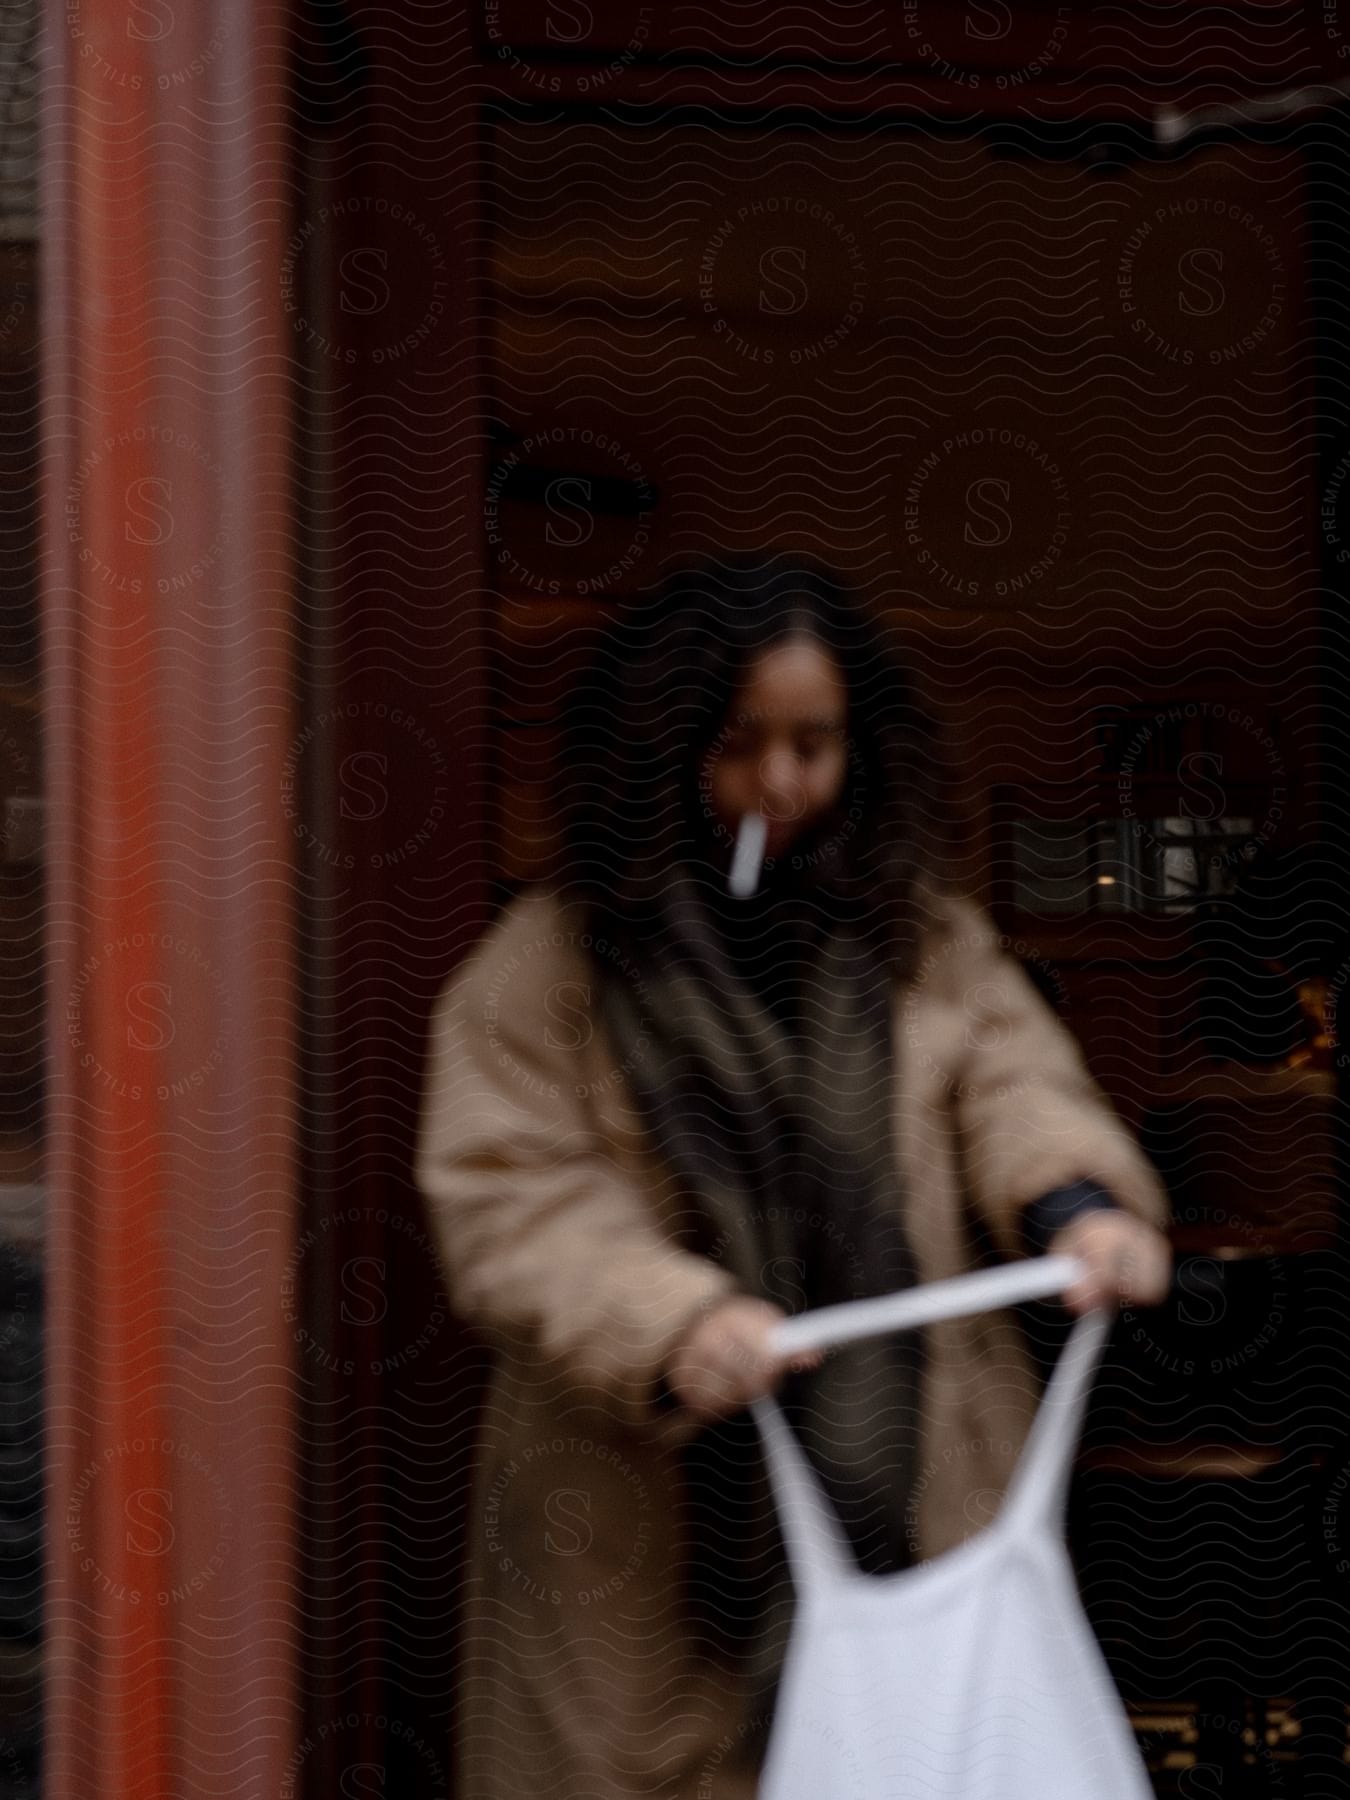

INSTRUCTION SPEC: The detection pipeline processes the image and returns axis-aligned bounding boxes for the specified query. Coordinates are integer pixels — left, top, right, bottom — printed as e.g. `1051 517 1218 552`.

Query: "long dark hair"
557 555 963 981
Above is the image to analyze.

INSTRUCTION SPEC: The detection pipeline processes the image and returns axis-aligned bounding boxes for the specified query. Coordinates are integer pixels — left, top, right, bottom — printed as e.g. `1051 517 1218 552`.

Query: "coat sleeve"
943 900 1170 1262
414 912 738 1438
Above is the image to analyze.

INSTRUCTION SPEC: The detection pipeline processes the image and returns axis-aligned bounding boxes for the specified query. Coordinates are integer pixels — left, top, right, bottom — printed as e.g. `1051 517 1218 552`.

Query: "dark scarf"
593 862 925 1711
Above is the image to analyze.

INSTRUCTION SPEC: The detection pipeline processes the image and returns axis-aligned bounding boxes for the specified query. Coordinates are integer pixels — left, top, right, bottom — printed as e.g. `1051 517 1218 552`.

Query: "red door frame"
42 5 302 1794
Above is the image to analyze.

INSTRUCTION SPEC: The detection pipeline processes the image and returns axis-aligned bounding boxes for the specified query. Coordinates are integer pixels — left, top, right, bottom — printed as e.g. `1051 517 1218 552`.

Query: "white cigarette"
728 812 767 898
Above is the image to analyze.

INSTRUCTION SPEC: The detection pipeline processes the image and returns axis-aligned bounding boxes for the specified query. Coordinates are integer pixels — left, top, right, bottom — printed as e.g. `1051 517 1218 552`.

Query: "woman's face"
702 637 849 859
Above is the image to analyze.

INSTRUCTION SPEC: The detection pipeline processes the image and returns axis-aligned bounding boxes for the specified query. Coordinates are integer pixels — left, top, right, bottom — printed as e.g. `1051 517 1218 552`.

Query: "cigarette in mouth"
728 812 768 898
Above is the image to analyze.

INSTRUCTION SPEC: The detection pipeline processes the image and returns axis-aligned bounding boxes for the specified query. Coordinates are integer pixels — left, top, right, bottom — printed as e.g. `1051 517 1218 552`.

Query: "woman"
416 557 1171 1800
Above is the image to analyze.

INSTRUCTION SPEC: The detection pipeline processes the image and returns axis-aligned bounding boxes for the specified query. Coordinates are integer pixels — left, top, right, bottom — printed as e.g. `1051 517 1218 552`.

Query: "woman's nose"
756 750 807 821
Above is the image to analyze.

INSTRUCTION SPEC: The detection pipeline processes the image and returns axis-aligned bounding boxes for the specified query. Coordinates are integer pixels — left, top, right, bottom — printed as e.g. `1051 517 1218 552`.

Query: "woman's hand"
1050 1209 1172 1316
664 1296 823 1424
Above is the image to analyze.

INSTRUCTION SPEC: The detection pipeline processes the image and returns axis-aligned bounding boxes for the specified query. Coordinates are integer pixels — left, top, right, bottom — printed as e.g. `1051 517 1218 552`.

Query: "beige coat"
415 887 1167 1800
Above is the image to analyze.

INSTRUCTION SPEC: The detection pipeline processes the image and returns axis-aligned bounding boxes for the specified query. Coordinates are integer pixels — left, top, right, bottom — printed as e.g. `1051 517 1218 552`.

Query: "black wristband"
1021 1179 1120 1257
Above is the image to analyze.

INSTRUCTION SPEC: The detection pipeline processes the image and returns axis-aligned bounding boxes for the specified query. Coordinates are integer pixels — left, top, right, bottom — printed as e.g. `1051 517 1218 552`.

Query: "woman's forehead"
729 638 846 721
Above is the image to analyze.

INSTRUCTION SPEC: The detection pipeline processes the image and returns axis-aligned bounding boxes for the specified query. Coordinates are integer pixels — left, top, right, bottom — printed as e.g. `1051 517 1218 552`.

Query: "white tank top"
749 1258 1154 1800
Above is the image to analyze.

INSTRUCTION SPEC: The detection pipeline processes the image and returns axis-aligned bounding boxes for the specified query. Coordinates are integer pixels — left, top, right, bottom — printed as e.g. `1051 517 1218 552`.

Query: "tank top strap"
995 1306 1113 1542
755 1262 1109 1586
749 1394 859 1598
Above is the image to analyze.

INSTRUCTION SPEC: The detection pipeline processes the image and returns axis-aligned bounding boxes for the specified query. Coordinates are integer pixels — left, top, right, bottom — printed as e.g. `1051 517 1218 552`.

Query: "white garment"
751 1260 1154 1800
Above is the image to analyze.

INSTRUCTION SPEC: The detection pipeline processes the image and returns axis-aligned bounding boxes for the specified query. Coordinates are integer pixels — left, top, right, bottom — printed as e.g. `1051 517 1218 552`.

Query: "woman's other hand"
1050 1209 1172 1315
664 1296 823 1423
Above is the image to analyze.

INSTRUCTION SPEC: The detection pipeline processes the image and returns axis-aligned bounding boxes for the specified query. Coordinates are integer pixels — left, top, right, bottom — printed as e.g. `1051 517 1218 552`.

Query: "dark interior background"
284 7 1350 1798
